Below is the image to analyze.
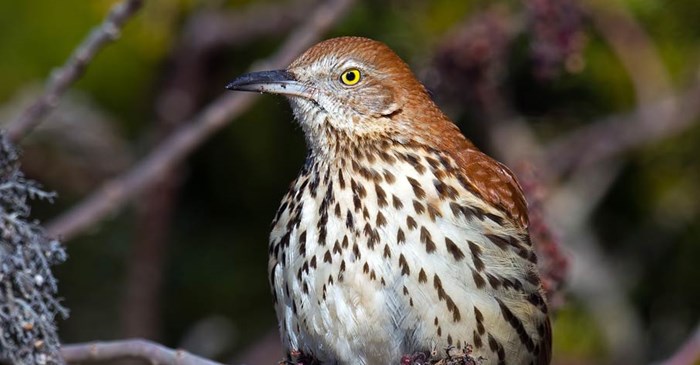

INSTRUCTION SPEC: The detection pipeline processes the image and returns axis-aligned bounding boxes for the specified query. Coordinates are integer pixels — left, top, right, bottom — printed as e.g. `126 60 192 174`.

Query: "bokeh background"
1 0 699 364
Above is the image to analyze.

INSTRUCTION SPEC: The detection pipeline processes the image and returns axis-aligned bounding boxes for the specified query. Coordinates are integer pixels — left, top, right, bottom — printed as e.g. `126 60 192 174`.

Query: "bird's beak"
225 70 311 99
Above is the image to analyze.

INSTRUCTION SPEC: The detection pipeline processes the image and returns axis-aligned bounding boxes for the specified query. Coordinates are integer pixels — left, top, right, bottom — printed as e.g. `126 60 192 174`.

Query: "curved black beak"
226 70 310 98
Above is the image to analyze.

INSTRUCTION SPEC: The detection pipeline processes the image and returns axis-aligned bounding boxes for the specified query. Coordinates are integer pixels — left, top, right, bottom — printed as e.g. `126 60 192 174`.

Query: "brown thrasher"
227 37 551 365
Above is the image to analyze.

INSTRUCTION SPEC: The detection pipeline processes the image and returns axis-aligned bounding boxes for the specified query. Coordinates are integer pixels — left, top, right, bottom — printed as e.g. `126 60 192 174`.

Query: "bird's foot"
439 345 484 365
400 350 432 365
281 350 320 365
401 345 484 365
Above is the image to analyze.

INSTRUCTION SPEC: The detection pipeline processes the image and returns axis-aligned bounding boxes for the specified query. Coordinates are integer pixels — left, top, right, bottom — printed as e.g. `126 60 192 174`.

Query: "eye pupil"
346 72 356 81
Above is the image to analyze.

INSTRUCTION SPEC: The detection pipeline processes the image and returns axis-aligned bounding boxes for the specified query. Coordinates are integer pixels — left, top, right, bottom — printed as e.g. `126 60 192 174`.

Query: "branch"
6 0 144 142
586 0 674 103
61 339 223 365
157 0 317 125
119 0 318 340
182 0 317 53
47 0 356 241
544 83 700 178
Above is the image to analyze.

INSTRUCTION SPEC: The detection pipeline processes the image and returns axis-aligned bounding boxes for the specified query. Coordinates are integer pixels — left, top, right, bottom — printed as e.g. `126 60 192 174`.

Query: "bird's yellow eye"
340 69 361 86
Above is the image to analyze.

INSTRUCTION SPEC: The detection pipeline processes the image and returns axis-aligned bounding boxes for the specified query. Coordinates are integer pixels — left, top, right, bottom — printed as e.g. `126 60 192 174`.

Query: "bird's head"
226 37 527 227
227 37 455 155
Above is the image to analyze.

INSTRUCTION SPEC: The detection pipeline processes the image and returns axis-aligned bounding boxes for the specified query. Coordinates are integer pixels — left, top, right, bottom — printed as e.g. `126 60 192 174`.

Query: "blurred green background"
1 0 699 364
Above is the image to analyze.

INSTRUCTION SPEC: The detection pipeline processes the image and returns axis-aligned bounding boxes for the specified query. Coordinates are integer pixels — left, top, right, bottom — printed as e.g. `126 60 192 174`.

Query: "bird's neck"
302 124 388 173
291 96 476 173
295 108 397 165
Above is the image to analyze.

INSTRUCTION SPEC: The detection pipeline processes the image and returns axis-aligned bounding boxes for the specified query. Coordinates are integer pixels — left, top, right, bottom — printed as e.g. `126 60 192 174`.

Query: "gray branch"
6 0 145 142
47 0 356 241
544 83 700 178
61 339 223 365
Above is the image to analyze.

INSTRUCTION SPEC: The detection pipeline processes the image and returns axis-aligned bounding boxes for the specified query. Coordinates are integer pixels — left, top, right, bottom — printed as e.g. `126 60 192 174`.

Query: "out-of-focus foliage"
552 302 607 361
0 0 699 364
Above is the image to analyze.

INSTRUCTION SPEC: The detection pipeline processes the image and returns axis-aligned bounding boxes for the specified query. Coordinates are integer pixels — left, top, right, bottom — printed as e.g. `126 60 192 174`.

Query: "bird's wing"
454 148 529 229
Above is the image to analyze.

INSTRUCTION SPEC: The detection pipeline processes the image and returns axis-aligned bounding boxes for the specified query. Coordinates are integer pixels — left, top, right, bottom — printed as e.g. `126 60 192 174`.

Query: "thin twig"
157 0 316 125
6 0 145 142
61 339 223 365
47 0 356 241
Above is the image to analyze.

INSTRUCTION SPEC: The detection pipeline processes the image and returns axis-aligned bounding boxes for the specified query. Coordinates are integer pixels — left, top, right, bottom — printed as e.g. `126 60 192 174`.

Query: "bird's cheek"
364 92 400 117
348 84 398 117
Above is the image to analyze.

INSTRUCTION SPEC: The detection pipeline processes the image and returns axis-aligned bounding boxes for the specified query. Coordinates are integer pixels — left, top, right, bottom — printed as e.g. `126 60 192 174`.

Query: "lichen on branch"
0 132 67 365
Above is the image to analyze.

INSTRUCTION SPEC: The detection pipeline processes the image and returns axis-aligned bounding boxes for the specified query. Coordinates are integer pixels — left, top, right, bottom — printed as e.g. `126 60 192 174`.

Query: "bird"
226 36 551 365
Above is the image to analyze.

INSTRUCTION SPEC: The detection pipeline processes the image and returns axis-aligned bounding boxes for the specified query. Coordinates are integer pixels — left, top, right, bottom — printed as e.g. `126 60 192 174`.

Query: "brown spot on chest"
420 226 436 253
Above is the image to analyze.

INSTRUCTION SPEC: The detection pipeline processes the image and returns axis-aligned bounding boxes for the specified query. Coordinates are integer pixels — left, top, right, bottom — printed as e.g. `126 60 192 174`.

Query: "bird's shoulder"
449 145 529 230
397 105 528 229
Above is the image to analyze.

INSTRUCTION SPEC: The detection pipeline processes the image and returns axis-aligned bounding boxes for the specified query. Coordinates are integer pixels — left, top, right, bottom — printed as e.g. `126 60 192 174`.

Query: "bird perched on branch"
227 36 550 365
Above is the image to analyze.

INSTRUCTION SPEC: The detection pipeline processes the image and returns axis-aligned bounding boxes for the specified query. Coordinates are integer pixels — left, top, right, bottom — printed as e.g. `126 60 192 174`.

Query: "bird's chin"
288 96 327 117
